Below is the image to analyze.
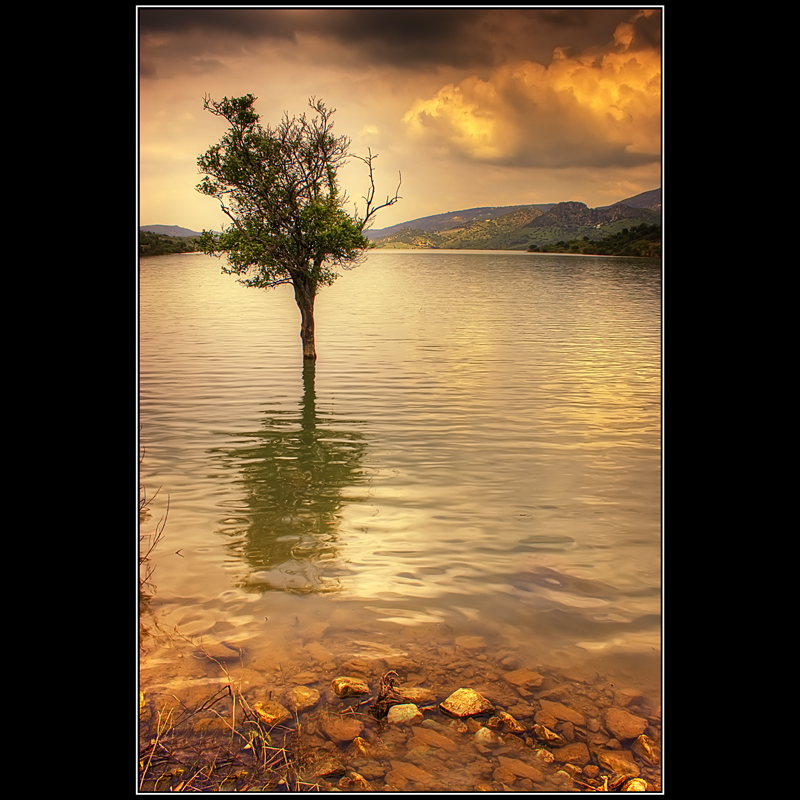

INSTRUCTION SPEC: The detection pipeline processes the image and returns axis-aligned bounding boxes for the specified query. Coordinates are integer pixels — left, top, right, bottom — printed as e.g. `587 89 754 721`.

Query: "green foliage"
139 230 201 256
527 223 661 257
196 94 398 295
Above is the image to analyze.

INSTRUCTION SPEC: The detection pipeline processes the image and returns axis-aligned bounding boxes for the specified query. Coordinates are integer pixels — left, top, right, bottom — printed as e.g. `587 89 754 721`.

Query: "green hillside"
139 230 202 256
372 201 660 251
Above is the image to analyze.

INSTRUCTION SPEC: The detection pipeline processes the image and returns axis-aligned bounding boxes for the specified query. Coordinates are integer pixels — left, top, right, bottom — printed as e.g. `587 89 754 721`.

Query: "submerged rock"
631 733 660 764
201 640 240 661
386 760 437 788
551 742 590 767
439 688 495 718
399 686 436 705
411 726 458 752
486 710 526 733
604 707 648 740
504 668 545 689
496 755 544 783
253 700 291 726
473 727 504 746
331 676 370 697
319 713 364 744
387 703 423 725
594 749 641 777
286 685 320 713
538 699 586 727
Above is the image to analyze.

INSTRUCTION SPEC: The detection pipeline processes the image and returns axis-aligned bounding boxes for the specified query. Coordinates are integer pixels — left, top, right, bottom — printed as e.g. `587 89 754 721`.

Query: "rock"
532 724 566 745
331 676 370 697
291 671 318 685
507 702 536 719
493 764 517 783
552 742 590 767
631 733 659 764
486 711 526 733
496 755 544 783
455 635 486 651
253 700 291 726
623 778 649 791
349 736 390 760
338 771 374 791
286 685 320 713
473 727 504 746
504 668 545 689
201 640 240 661
604 707 647 740
538 699 586 727
534 748 555 764
553 770 574 788
583 764 600 779
594 749 641 778
615 687 647 708
560 721 575 742
399 686 436 705
534 710 559 728
387 760 437 788
301 755 347 781
305 641 336 663
319 713 364 744
411 726 458 751
440 688 495 718
387 703 423 725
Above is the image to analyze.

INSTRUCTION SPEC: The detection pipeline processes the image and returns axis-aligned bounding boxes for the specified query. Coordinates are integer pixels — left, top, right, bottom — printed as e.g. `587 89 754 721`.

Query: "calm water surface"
139 250 661 695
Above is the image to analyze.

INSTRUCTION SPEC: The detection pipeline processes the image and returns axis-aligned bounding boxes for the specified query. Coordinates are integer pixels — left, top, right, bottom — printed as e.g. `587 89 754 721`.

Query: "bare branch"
353 150 402 231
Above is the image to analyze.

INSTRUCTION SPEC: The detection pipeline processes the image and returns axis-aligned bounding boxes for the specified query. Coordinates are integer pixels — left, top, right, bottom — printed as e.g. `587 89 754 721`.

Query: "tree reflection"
213 362 369 594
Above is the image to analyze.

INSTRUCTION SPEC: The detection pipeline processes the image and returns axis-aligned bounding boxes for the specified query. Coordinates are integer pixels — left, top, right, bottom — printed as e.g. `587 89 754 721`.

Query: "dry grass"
139 644 316 792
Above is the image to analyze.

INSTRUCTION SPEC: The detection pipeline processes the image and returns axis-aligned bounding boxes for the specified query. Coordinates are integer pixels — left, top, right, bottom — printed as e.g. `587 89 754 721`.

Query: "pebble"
387 703 423 725
286 685 320 713
538 699 586 726
594 749 641 777
331 676 369 697
440 687 495 718
604 707 648 740
318 713 364 744
252 700 291 726
142 634 661 793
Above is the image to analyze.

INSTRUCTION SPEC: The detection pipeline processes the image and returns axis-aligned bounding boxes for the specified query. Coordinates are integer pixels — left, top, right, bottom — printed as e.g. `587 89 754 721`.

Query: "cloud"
401 10 661 170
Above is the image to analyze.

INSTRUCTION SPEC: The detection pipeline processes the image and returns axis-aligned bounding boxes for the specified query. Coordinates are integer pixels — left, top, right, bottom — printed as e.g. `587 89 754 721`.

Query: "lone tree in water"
197 94 401 361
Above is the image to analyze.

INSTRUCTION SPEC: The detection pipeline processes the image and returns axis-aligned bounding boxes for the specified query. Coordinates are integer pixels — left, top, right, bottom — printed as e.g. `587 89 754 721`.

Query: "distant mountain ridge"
365 187 660 240
141 187 661 251
368 188 661 251
139 224 202 238
363 203 556 240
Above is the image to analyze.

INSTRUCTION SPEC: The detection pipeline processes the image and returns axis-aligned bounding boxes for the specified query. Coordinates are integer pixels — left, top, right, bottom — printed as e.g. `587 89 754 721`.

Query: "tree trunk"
292 271 317 361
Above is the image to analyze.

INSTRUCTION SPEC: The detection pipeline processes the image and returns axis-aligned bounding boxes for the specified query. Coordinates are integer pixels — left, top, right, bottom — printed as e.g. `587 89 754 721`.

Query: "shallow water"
139 249 661 699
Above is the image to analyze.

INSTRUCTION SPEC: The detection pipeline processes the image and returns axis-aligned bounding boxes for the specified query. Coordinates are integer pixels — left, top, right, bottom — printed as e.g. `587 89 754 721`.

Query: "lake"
138 248 661 785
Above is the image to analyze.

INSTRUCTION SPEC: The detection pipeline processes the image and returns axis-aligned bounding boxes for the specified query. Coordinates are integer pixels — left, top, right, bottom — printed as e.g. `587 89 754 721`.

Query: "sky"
138 7 662 233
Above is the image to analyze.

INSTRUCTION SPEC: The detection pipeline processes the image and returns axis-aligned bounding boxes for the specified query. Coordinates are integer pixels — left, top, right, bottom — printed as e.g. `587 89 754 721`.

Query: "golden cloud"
402 25 661 170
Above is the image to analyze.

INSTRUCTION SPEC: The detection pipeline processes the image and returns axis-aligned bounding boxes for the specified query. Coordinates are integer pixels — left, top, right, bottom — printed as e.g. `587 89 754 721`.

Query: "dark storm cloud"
139 7 657 78
138 8 298 41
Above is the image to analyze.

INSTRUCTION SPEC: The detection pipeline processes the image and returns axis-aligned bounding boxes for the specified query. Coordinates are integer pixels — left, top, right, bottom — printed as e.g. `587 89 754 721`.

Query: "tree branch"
354 149 402 231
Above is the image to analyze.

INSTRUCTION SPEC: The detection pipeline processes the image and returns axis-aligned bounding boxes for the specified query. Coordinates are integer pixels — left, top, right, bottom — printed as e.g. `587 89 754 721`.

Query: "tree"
196 94 401 361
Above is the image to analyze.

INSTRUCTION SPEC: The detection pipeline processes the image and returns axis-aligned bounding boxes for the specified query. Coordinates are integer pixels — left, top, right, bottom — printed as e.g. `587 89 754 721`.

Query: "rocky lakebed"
139 630 662 792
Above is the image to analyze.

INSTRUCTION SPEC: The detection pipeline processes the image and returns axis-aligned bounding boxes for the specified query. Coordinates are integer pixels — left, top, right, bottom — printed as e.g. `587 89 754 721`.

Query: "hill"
140 224 202 238
364 204 554 241
141 188 661 254
368 189 660 251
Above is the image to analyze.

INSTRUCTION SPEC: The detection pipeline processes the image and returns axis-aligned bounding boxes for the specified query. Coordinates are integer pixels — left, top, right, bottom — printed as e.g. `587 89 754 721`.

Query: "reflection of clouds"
210 363 369 594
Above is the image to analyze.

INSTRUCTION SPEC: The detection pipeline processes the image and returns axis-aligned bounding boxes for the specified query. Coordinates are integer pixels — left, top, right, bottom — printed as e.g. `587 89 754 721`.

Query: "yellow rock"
253 700 291 726
331 676 369 697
